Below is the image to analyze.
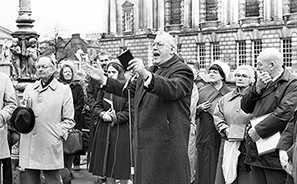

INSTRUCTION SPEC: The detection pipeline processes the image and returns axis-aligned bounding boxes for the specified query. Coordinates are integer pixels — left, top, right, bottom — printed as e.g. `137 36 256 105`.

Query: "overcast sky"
0 0 107 39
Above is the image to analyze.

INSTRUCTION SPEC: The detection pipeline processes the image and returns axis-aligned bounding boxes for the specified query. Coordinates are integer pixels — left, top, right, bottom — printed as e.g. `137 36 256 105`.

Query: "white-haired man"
241 48 297 184
85 31 193 184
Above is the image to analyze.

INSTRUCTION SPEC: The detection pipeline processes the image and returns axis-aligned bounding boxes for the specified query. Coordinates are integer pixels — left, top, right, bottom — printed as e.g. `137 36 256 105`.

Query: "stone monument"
11 0 39 81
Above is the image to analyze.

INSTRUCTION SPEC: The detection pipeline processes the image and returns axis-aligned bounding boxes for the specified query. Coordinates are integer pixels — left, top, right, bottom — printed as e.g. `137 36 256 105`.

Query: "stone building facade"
99 0 297 79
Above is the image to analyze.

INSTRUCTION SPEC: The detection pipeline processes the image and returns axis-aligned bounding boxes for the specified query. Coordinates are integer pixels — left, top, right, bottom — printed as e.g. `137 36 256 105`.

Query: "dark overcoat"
241 68 297 169
89 91 131 179
105 55 193 184
195 84 230 184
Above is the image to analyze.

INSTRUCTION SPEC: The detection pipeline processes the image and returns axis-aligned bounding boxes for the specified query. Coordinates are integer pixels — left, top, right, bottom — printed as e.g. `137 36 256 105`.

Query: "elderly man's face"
36 57 55 81
151 33 174 66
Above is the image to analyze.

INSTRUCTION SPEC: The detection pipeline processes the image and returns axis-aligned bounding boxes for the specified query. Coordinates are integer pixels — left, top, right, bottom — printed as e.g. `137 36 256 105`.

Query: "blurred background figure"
195 60 231 184
213 65 255 184
58 63 85 180
0 72 18 184
186 60 199 184
89 61 131 184
186 60 206 90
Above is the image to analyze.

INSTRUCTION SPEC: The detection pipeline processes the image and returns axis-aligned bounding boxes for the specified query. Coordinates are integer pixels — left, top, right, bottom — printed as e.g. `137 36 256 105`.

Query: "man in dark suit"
241 48 297 184
84 30 193 184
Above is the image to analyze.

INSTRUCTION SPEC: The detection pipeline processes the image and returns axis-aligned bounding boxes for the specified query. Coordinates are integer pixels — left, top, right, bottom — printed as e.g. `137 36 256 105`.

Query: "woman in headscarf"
59 63 85 179
195 60 231 184
213 65 255 184
89 61 132 184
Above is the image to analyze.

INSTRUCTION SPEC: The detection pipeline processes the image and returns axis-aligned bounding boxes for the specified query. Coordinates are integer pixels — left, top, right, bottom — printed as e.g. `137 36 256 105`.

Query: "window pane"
283 38 292 67
253 40 262 67
239 41 246 66
199 43 206 69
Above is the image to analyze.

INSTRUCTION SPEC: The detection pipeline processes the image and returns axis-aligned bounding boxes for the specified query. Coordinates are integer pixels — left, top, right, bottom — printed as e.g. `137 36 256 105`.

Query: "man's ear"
169 46 176 55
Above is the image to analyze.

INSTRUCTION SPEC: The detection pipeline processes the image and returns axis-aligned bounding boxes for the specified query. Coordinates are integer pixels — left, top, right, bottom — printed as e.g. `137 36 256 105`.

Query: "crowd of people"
1 30 297 184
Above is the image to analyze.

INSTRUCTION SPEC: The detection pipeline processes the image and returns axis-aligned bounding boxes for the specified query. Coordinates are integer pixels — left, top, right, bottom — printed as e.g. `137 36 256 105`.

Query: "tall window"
124 10 132 31
170 0 181 24
283 38 292 67
199 43 206 69
238 41 246 66
212 42 220 61
206 0 218 21
245 0 260 17
253 40 262 67
122 1 134 34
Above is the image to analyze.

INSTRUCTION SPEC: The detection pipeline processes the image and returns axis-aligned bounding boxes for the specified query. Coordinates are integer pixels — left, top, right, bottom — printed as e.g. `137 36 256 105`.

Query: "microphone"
123 73 138 90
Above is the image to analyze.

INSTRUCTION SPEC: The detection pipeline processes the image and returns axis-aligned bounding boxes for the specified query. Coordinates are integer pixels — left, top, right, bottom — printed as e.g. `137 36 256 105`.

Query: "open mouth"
153 52 160 57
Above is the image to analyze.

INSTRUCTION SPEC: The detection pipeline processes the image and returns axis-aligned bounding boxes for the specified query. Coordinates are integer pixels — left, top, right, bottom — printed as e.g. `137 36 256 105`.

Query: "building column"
110 0 117 34
239 0 245 19
183 0 191 28
164 0 171 27
283 0 290 15
145 0 153 30
231 0 239 25
138 0 144 30
157 0 165 30
264 0 271 21
192 0 200 27
200 0 206 23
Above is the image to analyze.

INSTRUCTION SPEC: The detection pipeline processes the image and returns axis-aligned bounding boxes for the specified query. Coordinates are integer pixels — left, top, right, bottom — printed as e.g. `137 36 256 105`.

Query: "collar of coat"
33 77 59 92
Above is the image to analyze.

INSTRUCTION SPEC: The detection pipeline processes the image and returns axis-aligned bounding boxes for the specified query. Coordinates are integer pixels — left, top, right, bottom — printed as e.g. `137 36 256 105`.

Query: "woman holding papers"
195 60 231 184
213 65 255 184
89 61 132 184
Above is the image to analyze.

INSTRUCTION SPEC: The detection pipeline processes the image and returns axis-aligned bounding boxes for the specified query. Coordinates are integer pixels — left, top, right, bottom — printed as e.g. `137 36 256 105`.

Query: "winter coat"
213 88 252 184
105 54 193 184
241 68 297 169
195 83 230 184
19 78 75 170
89 91 131 179
69 82 85 130
0 73 17 159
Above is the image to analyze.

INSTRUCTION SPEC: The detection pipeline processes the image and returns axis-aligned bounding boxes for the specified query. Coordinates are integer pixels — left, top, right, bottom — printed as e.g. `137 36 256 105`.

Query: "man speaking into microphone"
84 30 193 184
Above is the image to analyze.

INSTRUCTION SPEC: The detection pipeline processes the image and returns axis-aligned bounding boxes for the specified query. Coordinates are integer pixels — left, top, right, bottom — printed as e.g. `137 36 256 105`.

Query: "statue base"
0 63 12 76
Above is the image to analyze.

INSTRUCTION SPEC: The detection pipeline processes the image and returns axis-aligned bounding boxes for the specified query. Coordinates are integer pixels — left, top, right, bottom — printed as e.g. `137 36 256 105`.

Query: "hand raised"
84 63 106 83
256 71 272 93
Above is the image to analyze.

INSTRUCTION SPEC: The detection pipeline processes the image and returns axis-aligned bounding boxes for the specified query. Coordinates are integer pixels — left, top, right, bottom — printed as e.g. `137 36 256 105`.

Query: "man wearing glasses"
19 56 75 184
85 31 193 184
241 48 297 184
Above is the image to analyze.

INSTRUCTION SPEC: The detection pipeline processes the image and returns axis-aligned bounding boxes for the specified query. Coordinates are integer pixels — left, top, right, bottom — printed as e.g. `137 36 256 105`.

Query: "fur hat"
209 60 230 81
11 107 35 134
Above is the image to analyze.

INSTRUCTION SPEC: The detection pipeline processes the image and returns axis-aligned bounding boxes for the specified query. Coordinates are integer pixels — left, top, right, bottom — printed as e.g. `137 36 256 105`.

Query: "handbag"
63 129 83 155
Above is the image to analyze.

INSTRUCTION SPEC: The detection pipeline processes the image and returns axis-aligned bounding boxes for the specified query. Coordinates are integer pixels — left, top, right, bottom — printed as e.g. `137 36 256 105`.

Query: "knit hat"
209 60 230 81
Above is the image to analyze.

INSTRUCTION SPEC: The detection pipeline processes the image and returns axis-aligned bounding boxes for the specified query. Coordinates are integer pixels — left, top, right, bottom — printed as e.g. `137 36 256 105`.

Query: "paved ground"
71 164 97 184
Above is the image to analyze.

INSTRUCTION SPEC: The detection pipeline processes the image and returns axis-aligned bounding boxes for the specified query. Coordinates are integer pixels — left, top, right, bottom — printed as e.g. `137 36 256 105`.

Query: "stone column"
158 0 165 30
192 0 200 27
110 0 117 34
183 0 191 28
146 0 153 30
164 0 171 27
200 0 206 23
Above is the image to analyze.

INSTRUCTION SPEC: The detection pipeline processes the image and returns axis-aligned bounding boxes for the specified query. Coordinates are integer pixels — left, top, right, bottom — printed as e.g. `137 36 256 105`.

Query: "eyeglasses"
151 42 165 49
234 73 249 78
36 65 52 69
208 70 220 74
100 59 109 62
